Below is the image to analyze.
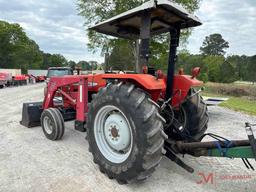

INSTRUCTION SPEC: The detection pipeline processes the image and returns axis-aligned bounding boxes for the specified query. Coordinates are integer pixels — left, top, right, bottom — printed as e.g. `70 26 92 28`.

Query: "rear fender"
92 74 203 105
101 74 165 101
172 75 203 106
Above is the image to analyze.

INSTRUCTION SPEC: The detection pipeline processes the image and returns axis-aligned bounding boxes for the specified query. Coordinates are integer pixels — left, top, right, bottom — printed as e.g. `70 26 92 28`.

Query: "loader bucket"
20 102 43 128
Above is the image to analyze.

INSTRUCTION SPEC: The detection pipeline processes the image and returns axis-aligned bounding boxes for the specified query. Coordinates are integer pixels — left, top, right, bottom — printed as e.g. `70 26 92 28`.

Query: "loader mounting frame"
43 75 88 131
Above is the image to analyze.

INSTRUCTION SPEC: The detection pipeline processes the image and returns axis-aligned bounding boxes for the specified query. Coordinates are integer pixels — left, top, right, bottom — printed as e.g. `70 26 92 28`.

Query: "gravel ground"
0 84 256 192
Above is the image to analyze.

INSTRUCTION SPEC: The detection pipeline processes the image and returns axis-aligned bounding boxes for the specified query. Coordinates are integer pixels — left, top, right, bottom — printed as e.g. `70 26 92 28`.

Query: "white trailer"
27 69 47 77
0 69 21 76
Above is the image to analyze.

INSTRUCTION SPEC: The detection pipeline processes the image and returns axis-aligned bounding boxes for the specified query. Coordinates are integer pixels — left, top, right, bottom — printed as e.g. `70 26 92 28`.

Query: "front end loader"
21 0 256 184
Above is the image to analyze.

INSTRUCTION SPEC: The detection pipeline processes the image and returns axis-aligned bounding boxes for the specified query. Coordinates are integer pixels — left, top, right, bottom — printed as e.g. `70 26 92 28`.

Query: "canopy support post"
137 10 151 73
165 28 180 100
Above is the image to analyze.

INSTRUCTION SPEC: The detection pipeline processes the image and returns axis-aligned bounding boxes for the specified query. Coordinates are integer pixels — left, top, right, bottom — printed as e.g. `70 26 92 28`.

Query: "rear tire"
168 88 209 141
87 83 166 183
41 108 65 140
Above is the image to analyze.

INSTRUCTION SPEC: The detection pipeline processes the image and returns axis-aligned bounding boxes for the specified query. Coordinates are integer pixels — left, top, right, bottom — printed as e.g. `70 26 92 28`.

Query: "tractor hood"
90 0 202 39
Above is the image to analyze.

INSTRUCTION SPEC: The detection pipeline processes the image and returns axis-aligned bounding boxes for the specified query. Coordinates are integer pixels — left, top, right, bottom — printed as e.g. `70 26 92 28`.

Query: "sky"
0 0 255 63
187 0 256 56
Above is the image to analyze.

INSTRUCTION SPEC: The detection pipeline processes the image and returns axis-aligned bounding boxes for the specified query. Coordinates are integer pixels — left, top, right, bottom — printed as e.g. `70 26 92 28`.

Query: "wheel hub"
43 116 53 134
104 113 131 151
110 126 119 138
94 105 133 163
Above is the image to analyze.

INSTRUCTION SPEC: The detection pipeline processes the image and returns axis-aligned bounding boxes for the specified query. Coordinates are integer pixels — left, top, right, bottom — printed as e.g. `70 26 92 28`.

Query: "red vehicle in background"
0 72 12 88
0 72 29 88
13 75 28 86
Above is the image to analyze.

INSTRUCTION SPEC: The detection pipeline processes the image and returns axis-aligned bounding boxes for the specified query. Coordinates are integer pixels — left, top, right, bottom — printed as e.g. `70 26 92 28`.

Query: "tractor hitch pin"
245 122 256 161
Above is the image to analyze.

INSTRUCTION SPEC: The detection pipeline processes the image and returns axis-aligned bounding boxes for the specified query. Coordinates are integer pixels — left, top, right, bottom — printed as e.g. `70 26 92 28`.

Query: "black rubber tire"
41 108 65 140
0 85 3 89
87 83 167 184
54 108 65 140
168 88 209 141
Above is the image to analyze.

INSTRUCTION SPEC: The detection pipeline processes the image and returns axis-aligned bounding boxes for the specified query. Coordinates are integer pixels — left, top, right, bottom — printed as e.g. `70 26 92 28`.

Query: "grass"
219 97 256 116
202 91 256 116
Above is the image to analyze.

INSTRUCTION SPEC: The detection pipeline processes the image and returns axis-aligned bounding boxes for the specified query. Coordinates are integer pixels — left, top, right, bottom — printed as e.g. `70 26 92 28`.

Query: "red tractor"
21 0 256 184
21 0 208 183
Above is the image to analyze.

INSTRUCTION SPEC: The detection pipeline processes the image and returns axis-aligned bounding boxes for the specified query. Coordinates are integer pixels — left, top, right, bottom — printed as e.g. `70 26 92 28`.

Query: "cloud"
0 0 103 63
187 0 256 56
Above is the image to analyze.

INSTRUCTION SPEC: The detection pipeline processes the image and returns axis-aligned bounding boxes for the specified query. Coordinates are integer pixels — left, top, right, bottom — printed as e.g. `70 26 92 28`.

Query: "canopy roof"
90 0 202 39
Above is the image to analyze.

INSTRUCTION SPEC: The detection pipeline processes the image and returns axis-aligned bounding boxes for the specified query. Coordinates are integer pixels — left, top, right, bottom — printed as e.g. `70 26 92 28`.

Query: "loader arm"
43 75 88 124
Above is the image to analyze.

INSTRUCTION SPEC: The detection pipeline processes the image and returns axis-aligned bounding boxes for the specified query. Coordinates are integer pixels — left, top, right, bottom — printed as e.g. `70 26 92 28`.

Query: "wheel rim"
43 116 53 134
94 105 133 164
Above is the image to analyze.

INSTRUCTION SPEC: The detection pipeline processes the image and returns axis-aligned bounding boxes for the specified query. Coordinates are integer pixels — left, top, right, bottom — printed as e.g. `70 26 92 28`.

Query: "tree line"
176 33 256 83
105 33 256 83
0 20 99 73
177 52 256 83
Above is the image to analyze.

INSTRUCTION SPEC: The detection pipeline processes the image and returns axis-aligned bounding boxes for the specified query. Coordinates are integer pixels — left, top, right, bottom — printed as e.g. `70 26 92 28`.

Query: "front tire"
87 83 166 184
41 108 65 140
